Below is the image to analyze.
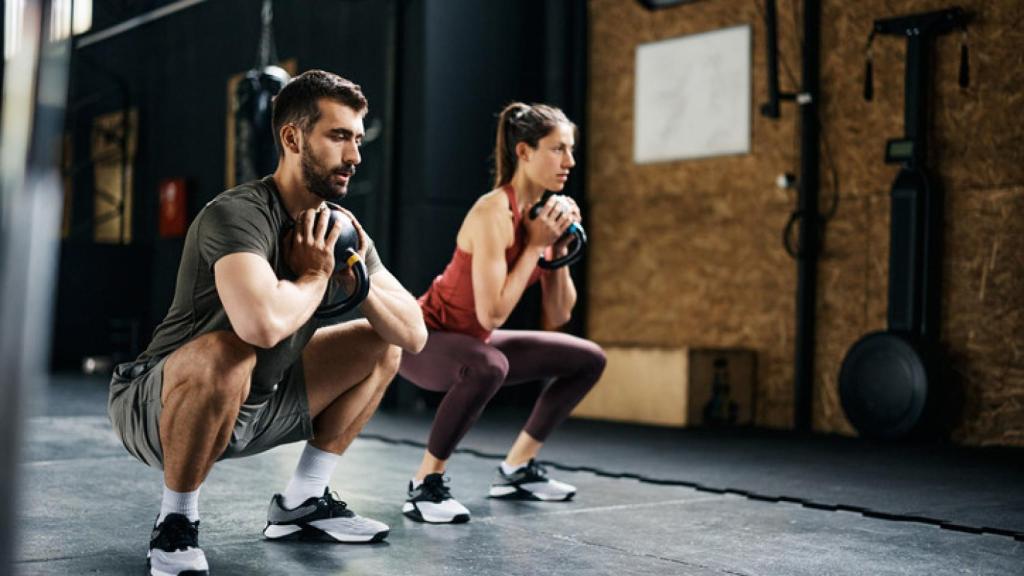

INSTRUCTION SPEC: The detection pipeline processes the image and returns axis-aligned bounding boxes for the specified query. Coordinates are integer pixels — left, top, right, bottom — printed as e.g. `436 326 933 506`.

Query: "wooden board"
572 346 757 428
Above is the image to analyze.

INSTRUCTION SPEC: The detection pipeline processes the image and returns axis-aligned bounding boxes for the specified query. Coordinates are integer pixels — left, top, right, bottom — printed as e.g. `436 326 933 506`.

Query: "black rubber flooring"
365 404 1024 539
14 375 1024 575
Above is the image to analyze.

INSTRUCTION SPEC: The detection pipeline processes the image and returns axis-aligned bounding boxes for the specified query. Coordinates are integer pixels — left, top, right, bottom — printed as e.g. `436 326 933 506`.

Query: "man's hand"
329 205 368 259
285 207 341 279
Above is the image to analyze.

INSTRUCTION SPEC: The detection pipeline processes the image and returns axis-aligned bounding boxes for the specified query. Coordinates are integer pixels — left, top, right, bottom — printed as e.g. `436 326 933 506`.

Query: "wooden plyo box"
571 346 757 427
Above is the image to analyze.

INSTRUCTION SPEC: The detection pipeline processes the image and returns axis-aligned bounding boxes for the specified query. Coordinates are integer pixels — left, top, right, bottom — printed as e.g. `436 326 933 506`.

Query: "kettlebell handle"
314 247 370 319
283 206 371 319
528 193 588 270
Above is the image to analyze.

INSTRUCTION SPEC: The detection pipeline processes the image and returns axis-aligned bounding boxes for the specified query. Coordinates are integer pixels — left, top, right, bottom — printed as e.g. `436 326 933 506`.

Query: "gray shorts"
107 356 313 469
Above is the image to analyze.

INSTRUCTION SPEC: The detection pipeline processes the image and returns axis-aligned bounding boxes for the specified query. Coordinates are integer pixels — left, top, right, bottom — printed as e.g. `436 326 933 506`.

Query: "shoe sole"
263 523 389 543
488 486 575 501
401 502 470 524
147 559 208 576
147 552 208 576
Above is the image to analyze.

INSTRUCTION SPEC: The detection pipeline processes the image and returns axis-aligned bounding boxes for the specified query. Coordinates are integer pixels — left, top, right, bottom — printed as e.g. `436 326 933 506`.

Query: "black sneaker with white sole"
488 459 576 501
264 488 389 543
147 513 208 576
402 473 471 524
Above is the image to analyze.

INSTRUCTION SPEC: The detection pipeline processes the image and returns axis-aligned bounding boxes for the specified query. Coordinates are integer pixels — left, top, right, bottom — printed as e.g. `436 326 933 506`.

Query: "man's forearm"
246 272 329 348
360 283 428 353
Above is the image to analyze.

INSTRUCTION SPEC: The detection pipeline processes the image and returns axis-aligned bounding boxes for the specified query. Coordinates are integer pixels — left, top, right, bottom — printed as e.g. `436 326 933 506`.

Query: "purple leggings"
398 329 607 460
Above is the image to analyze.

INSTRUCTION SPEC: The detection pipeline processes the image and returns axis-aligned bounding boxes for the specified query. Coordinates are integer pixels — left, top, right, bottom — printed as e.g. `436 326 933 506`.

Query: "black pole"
904 35 929 165
793 0 821 433
761 0 782 118
543 0 588 337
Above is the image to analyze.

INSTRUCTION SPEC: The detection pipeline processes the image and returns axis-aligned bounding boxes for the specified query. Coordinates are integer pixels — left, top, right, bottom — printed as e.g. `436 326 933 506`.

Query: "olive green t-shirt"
137 176 382 404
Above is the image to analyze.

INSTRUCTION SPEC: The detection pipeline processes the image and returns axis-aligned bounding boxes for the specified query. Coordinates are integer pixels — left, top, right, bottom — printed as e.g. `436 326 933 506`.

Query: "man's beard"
301 140 356 201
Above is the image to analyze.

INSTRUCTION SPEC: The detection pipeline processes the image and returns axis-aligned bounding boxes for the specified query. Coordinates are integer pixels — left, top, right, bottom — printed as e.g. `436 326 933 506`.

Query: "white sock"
281 443 339 509
159 484 200 523
411 477 423 489
501 461 527 475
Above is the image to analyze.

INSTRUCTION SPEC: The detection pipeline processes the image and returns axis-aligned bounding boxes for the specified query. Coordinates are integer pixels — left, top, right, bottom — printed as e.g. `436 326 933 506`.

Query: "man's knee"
166 332 256 402
378 345 402 380
207 334 257 395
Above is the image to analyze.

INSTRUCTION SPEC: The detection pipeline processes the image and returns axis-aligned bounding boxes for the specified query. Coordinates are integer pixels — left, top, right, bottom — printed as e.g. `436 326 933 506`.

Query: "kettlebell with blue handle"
528 192 588 269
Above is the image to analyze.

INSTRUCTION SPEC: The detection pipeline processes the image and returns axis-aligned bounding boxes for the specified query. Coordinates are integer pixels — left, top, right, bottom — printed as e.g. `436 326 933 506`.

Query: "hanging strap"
863 30 875 102
257 0 278 68
958 26 970 88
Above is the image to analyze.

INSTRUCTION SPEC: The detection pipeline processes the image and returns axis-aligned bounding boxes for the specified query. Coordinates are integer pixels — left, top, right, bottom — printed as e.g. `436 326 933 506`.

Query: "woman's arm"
538 196 581 328
469 199 540 331
469 194 569 331
539 249 577 329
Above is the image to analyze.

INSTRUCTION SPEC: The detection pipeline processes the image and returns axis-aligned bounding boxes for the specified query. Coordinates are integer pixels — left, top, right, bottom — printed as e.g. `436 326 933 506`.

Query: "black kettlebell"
305 207 370 319
528 192 588 269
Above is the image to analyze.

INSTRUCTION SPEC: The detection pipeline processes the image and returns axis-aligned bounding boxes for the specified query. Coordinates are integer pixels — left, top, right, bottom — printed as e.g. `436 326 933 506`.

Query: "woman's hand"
525 195 573 250
551 196 581 256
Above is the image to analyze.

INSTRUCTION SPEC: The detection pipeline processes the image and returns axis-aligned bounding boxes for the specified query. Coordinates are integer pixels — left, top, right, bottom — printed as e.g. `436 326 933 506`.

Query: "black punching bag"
234 65 290 184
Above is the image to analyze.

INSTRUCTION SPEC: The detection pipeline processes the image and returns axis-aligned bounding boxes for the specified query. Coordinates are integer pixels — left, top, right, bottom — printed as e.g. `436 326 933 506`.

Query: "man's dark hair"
271 70 369 156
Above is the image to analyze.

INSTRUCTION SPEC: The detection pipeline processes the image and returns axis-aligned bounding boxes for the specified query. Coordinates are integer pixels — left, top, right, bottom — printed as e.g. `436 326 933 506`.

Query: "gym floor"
16 375 1024 575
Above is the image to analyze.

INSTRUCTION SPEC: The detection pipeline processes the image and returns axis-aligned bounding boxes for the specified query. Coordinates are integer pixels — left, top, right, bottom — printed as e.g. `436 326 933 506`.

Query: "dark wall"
389 0 588 408
395 0 588 324
53 0 396 368
52 0 589 375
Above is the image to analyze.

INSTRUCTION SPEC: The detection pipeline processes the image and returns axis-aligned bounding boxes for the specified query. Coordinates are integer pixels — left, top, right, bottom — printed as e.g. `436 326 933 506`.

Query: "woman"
398 103 607 524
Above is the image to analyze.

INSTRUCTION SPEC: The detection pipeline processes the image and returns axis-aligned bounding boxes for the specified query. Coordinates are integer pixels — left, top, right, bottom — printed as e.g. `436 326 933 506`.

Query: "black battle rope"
358 433 1023 542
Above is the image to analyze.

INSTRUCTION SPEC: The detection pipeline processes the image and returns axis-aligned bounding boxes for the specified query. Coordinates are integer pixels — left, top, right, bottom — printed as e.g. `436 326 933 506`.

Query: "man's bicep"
213 252 279 321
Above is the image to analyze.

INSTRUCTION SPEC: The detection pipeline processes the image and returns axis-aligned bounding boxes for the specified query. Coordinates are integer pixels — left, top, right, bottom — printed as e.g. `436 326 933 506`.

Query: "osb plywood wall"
587 0 1023 446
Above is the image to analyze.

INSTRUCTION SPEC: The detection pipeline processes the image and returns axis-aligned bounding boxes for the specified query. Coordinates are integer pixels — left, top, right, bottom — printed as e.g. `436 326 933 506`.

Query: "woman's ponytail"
493 102 531 188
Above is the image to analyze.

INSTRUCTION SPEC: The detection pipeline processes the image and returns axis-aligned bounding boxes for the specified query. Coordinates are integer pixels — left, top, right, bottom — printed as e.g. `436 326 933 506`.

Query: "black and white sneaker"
402 473 471 524
488 459 576 501
263 488 389 543
147 513 208 576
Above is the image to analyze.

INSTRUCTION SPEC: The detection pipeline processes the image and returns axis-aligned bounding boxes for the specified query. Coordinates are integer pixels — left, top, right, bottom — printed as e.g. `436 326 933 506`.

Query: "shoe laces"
320 491 354 518
522 459 549 482
420 474 454 503
153 515 199 552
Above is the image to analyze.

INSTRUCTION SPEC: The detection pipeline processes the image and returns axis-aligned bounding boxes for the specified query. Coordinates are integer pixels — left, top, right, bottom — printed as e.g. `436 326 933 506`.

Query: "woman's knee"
459 350 509 395
566 339 606 386
584 341 607 374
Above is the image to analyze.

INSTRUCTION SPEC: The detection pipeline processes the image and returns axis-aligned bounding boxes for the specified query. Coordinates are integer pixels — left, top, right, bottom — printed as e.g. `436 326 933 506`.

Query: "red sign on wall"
159 178 188 238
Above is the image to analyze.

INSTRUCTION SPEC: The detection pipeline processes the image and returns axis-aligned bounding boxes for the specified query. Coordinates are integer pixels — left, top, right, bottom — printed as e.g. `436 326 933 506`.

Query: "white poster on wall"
634 24 751 163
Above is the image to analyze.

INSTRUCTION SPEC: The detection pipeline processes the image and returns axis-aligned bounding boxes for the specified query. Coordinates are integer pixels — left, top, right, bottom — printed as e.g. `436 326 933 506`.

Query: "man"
108 70 427 576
